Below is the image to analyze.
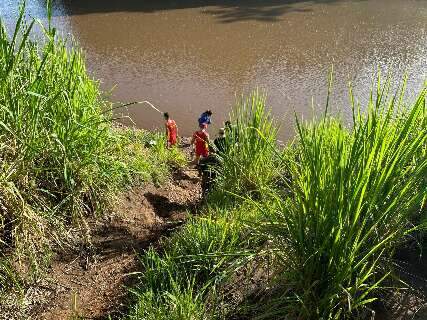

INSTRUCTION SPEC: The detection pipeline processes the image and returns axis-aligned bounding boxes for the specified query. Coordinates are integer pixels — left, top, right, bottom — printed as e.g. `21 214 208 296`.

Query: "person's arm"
191 134 195 145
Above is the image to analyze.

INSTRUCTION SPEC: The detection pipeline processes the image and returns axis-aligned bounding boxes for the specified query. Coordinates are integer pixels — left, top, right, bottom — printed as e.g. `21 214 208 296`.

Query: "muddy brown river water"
2 0 427 139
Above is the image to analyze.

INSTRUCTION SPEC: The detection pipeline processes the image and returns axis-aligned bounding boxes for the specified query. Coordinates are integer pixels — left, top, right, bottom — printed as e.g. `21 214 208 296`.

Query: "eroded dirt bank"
2 161 201 320
1 148 426 320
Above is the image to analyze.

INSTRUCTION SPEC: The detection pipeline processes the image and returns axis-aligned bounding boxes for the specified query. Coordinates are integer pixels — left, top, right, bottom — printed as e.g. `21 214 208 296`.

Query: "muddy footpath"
1 142 201 320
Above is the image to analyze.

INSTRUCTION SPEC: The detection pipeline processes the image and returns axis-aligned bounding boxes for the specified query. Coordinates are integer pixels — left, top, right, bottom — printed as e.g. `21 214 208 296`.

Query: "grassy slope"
126 85 426 320
0 5 185 294
2 4 426 319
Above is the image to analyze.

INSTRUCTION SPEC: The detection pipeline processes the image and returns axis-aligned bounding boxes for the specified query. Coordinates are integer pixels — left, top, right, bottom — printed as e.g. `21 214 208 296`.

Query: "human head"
163 112 169 120
199 123 208 130
218 128 225 137
205 110 212 116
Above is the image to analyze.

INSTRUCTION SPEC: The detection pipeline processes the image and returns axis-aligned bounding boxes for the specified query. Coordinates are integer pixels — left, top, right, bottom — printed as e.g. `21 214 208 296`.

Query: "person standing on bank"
213 127 226 154
198 110 213 127
191 123 209 164
164 112 178 147
197 146 220 196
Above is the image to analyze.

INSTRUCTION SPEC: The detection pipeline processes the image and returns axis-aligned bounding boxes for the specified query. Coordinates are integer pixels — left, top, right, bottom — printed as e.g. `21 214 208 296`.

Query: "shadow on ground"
145 192 194 218
25 164 202 320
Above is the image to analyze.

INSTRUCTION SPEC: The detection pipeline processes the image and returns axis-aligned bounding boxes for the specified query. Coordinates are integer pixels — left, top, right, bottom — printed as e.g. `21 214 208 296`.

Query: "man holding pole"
164 112 178 147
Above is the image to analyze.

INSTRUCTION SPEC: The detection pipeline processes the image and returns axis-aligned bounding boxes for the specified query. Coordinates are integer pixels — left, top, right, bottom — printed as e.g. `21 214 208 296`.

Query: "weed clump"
212 91 281 202
0 4 185 293
250 82 427 319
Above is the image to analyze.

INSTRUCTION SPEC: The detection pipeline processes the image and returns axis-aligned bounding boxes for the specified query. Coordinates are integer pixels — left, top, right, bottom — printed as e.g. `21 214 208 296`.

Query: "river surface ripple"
2 0 426 138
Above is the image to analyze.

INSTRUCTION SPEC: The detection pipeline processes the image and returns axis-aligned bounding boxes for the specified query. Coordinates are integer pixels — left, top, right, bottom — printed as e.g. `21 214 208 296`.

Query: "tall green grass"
256 82 427 319
107 128 186 186
0 3 112 255
124 83 426 320
128 281 208 320
214 91 280 200
127 202 264 320
0 3 185 293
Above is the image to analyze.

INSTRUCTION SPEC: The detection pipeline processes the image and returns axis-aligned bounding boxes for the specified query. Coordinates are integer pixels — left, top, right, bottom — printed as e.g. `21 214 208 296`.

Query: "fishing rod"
103 100 164 115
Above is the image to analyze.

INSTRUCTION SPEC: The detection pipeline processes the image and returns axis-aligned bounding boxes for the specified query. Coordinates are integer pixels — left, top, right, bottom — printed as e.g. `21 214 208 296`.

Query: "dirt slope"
28 166 201 320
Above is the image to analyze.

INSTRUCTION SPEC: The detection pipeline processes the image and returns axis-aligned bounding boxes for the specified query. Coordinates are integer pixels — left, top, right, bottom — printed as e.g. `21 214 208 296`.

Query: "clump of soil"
2 161 201 320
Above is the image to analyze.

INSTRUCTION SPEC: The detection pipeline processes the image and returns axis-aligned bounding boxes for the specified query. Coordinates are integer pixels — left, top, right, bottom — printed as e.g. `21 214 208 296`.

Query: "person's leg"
201 172 209 196
202 149 209 159
193 153 201 165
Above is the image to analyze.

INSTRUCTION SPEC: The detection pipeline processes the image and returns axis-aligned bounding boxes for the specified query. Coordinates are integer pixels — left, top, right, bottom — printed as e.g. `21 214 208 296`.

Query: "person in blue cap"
198 110 213 127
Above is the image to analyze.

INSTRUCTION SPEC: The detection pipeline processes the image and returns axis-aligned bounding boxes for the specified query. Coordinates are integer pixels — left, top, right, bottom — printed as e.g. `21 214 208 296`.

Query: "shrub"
258 82 427 319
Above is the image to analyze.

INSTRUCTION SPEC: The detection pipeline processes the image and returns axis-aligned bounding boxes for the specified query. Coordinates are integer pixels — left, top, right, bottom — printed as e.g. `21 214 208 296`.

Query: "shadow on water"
56 0 367 23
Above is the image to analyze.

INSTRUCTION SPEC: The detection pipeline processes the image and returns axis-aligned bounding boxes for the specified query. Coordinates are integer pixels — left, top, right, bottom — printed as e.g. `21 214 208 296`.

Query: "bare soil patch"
22 165 201 320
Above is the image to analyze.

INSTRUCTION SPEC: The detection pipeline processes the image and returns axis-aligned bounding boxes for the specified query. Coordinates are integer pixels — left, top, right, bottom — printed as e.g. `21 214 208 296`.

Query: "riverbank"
121 90 426 320
1 143 200 319
1 4 427 320
0 5 187 308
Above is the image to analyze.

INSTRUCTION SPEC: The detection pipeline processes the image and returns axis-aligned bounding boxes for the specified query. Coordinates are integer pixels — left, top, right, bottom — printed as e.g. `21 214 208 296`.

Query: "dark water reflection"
2 0 426 139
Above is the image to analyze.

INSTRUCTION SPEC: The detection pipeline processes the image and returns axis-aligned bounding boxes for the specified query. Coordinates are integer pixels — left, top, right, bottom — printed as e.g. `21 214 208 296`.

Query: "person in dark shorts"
213 128 226 154
197 147 221 196
225 120 238 144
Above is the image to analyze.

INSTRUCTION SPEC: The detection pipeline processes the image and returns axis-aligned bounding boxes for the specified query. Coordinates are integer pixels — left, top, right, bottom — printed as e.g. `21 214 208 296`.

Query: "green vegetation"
0 3 184 293
127 84 426 319
257 82 427 319
215 92 280 199
2 3 427 320
127 203 262 320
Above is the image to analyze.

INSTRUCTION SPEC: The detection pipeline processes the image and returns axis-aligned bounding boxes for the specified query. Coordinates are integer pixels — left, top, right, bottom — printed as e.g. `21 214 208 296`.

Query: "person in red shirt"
191 123 209 164
164 112 178 147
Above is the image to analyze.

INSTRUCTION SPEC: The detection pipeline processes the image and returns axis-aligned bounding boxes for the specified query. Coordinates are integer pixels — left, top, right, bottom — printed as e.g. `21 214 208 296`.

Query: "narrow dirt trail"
28 158 201 319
